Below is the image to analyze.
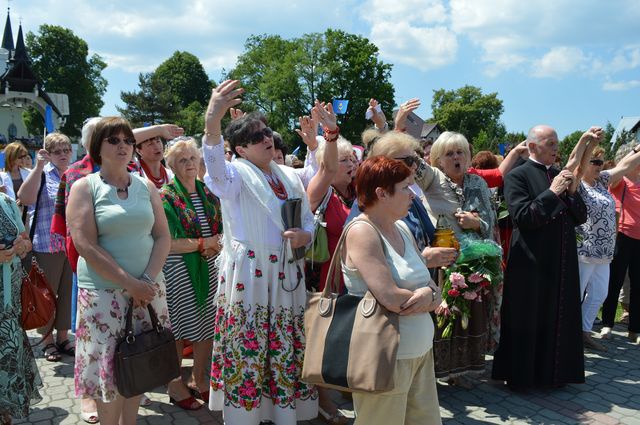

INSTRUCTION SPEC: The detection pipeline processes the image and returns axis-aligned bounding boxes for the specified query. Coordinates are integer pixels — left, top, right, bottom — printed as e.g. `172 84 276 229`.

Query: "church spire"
12 22 27 62
1 8 13 51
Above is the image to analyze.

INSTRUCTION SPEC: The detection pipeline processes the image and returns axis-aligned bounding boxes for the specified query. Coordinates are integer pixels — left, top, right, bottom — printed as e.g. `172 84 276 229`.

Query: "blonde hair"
369 131 419 158
3 141 28 172
430 131 471 169
316 136 354 168
164 137 201 171
591 146 605 159
361 128 383 150
44 132 71 152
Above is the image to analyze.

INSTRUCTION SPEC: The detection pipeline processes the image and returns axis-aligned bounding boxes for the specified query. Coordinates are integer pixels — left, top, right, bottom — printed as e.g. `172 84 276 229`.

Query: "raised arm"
499 141 529 176
17 149 48 206
133 124 184 143
394 98 420 132
367 98 388 131
608 144 640 188
306 103 339 211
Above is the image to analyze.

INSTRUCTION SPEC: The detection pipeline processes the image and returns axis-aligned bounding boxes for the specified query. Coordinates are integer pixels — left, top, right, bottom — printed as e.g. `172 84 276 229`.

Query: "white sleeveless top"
342 220 434 359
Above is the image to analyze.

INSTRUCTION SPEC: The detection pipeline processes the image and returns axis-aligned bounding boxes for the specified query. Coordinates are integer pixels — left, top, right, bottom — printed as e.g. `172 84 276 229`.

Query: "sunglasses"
49 148 72 156
105 136 136 146
395 155 419 167
246 127 273 145
590 159 604 166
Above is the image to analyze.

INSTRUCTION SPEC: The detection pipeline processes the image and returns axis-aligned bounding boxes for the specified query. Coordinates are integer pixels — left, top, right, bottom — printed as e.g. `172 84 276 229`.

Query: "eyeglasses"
105 136 136 146
590 159 604 166
395 155 419 167
49 148 72 156
246 127 273 145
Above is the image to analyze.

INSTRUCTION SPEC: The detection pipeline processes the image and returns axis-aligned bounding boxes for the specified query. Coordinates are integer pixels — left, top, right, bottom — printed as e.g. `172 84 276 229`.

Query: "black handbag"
114 299 180 398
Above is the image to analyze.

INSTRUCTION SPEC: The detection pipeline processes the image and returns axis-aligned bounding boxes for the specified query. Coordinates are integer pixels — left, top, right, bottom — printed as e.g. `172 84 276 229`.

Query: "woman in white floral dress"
202 80 318 425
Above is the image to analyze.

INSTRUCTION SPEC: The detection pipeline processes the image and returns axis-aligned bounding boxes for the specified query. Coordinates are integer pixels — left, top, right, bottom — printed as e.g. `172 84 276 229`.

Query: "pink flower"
269 340 282 351
468 272 484 283
246 330 256 339
244 339 259 350
450 272 467 289
480 280 491 288
463 291 477 300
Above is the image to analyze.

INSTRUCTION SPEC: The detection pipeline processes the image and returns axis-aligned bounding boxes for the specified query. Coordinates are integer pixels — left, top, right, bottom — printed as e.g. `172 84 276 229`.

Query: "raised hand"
311 100 337 132
295 115 319 150
230 108 246 121
367 98 387 130
204 80 244 135
35 149 50 169
394 98 421 131
159 124 184 139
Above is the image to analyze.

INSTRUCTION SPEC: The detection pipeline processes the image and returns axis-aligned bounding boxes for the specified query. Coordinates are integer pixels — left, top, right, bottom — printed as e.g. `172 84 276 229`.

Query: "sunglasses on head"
105 136 136 146
246 127 273 145
395 155 419 167
590 159 604 166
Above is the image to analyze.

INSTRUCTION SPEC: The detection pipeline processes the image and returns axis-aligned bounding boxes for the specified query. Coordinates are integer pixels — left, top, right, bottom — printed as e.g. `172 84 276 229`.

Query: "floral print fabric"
74 283 170 402
210 241 318 423
0 265 43 419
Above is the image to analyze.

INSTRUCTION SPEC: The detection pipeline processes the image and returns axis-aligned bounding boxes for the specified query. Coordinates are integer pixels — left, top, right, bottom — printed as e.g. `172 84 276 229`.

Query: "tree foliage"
118 51 212 135
25 24 107 137
431 85 505 148
228 30 394 147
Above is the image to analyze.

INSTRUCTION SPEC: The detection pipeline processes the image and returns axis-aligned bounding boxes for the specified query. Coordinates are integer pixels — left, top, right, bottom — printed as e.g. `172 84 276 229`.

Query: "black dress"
492 160 587 387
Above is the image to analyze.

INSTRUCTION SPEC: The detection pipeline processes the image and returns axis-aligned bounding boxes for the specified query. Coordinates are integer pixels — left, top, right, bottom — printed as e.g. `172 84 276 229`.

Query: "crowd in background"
0 80 639 425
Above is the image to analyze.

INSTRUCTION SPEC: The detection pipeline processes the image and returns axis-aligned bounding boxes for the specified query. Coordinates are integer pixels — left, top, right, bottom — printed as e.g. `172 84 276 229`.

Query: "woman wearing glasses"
202 81 317 425
67 117 171 425
18 133 74 363
581 144 640 345
0 141 32 200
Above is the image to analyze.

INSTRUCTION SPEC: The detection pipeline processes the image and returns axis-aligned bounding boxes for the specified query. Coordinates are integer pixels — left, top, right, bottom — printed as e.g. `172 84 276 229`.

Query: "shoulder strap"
317 187 333 214
28 171 47 241
396 220 426 266
322 217 386 296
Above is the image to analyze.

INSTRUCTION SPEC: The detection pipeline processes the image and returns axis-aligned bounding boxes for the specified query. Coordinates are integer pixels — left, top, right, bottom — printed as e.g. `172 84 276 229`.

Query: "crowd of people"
0 79 639 425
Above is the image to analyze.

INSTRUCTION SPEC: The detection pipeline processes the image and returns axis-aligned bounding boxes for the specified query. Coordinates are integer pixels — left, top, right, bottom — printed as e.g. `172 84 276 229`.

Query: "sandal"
80 410 99 424
43 343 61 362
169 395 202 411
318 406 350 424
56 339 75 356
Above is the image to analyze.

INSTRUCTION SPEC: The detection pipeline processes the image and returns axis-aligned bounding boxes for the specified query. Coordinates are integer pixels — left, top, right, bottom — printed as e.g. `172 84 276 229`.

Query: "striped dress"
163 192 218 341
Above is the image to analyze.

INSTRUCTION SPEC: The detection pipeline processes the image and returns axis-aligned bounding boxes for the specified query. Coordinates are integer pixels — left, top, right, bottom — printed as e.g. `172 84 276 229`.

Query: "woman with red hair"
341 156 442 425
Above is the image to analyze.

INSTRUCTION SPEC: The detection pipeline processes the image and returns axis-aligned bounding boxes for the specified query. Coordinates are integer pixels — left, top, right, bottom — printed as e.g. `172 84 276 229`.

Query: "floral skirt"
74 283 170 402
0 264 42 419
209 241 318 424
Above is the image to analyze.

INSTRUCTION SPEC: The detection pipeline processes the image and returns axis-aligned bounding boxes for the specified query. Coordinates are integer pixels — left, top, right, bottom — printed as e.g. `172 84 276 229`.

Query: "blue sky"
8 0 640 138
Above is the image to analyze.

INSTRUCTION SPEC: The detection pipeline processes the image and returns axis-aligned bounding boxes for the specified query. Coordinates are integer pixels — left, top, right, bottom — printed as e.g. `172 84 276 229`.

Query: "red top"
468 167 503 188
318 193 350 291
611 176 640 240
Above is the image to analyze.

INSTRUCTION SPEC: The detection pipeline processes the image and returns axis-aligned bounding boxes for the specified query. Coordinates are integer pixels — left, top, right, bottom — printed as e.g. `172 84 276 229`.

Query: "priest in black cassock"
492 124 588 389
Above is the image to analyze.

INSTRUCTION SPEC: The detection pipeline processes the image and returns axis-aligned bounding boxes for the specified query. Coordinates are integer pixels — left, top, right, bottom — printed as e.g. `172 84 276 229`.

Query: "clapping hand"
550 169 575 195
295 115 319 150
394 98 420 132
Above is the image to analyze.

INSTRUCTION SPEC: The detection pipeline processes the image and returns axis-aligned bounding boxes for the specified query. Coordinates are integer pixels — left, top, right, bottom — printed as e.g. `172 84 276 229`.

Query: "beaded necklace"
140 159 169 189
263 172 288 200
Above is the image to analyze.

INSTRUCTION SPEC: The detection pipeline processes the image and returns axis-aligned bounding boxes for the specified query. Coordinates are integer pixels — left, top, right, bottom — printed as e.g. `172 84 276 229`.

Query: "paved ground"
15 320 640 425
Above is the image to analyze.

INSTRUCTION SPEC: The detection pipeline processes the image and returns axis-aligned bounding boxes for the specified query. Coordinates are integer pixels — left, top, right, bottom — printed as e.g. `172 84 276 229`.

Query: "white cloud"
531 47 586 78
361 0 458 70
603 80 640 91
97 52 157 74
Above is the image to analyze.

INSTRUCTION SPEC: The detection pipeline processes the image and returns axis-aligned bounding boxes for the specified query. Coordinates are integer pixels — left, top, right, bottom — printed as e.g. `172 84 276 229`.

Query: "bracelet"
323 126 340 143
204 130 221 138
323 126 339 135
198 237 205 252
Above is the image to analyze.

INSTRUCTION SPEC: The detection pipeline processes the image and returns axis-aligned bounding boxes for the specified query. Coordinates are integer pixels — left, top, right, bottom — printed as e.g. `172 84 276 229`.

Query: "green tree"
228 30 394 147
25 25 107 137
431 85 505 146
118 51 212 129
558 130 583 164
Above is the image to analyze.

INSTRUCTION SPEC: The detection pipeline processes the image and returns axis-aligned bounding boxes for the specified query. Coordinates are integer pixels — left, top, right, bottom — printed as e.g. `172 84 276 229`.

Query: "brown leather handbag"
114 299 180 398
20 256 56 330
302 218 400 393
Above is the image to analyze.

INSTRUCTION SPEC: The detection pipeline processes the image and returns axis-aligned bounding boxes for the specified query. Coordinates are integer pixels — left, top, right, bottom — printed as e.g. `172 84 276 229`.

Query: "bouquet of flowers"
437 238 503 338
